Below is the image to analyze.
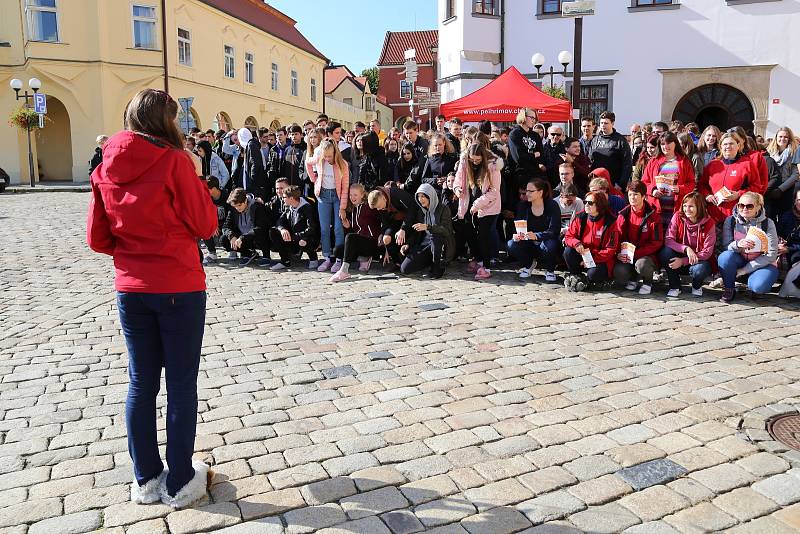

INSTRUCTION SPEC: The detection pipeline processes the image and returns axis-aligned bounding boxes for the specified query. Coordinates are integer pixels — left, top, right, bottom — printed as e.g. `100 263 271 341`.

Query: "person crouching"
398 183 455 278
269 186 320 270
222 188 270 267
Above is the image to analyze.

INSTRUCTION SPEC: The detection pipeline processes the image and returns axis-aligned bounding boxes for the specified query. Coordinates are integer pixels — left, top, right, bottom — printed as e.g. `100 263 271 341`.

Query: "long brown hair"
465 143 491 189
124 89 183 149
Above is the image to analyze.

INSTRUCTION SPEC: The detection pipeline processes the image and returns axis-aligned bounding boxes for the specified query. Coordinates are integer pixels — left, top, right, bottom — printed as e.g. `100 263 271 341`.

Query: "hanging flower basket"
542 85 569 101
8 107 42 131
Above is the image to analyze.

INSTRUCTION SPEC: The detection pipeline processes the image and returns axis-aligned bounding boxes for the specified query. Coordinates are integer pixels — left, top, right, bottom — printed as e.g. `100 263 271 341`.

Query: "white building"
438 0 800 135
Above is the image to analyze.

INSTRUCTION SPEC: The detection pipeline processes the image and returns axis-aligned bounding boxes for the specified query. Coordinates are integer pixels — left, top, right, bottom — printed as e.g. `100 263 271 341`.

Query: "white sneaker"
518 268 531 279
227 251 238 263
202 253 217 266
667 288 681 298
270 262 288 271
308 260 319 270
709 276 724 289
625 281 638 291
544 271 557 283
691 287 703 296
638 284 652 295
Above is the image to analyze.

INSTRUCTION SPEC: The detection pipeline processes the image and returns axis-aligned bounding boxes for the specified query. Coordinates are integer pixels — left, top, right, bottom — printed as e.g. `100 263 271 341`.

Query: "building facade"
0 0 327 184
324 65 393 133
438 0 800 136
377 30 440 130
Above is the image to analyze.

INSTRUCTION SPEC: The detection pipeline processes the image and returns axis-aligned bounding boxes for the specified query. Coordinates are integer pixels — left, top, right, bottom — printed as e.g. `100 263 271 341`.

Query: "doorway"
37 95 73 181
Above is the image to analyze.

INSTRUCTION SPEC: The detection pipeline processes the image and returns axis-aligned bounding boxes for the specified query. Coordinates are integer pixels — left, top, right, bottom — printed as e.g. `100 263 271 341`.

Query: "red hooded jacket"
616 201 664 262
87 131 217 293
565 211 620 277
641 155 696 210
699 156 758 222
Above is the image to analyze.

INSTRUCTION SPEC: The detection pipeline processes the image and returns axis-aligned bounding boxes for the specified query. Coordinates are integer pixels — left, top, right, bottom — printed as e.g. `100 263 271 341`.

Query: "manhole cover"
768 414 800 451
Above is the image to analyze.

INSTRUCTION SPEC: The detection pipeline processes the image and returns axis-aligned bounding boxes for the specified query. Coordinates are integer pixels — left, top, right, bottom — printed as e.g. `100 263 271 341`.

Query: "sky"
266 0 438 74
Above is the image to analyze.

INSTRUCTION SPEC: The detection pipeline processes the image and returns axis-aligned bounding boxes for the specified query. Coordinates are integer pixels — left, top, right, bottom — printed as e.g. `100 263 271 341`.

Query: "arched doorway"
269 119 281 131
177 107 201 133
673 84 754 133
214 112 232 131
244 116 258 130
395 116 411 129
37 96 73 181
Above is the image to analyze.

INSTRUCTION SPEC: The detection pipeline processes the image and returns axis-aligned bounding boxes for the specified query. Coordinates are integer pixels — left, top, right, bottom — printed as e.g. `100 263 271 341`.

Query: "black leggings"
334 233 379 263
221 232 269 257
268 228 318 263
464 214 498 263
563 246 609 282
401 235 445 274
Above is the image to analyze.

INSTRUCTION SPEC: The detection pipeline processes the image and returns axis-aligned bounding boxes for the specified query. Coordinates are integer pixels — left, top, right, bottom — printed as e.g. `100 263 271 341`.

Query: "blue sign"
33 93 47 114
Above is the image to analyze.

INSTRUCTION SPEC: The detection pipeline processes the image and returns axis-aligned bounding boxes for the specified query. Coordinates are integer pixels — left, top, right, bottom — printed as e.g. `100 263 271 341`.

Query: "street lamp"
10 77 42 188
531 51 572 88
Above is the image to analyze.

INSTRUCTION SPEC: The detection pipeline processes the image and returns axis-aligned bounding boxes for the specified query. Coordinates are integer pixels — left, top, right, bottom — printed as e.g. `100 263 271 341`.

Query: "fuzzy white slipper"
131 470 165 504
159 460 210 509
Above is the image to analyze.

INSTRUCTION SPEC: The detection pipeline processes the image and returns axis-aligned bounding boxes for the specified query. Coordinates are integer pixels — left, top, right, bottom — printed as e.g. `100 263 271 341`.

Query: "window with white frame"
365 96 375 111
311 78 317 102
271 63 279 91
400 80 412 99
473 0 498 15
177 28 191 66
245 52 254 83
291 70 298 96
224 45 235 78
634 0 675 5
26 0 59 42
132 5 157 49
343 97 353 106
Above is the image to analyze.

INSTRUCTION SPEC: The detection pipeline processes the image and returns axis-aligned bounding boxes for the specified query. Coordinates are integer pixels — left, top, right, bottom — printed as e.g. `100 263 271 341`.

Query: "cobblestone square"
2 192 800 533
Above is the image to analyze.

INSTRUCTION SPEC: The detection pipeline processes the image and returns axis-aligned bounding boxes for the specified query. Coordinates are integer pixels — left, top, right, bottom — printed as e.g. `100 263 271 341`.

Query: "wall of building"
378 65 439 127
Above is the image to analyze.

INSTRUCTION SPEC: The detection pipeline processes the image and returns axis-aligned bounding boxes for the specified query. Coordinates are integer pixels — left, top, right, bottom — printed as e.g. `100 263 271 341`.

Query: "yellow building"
0 0 328 184
324 65 393 134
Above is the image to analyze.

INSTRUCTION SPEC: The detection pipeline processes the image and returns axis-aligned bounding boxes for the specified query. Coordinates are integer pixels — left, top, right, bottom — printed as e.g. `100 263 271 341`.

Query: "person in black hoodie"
269 125 306 189
399 183 455 278
230 128 268 202
542 126 566 188
89 135 108 176
265 177 290 228
201 176 230 265
396 142 423 193
403 120 429 160
269 186 319 270
443 172 466 259
419 133 458 192
356 131 389 191
385 138 400 180
368 184 415 267
588 111 633 190
508 108 545 187
222 188 270 267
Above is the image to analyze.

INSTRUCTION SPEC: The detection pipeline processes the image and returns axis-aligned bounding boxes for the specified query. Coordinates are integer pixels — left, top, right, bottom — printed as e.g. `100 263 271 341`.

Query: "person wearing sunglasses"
542 126 566 188
613 180 664 295
718 192 779 303
508 178 562 282
563 191 620 292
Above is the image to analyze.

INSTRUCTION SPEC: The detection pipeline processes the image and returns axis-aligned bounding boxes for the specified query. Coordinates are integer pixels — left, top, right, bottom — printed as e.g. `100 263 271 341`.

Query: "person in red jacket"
699 132 759 222
563 191 620 292
729 126 768 195
641 131 696 228
330 183 383 282
87 89 217 510
613 181 664 295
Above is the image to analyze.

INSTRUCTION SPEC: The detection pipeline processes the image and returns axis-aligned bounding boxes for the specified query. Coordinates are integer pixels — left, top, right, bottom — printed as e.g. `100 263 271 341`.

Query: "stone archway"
214 112 232 131
659 65 775 136
395 115 411 129
37 95 73 181
244 116 258 130
269 119 281 131
673 84 755 134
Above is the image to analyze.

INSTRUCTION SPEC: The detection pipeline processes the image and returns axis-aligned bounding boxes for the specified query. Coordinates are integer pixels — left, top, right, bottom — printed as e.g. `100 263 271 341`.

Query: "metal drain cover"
768 414 800 451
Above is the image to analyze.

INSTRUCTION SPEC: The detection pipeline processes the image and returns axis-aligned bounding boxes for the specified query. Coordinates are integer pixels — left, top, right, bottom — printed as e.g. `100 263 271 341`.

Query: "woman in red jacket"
699 133 759 223
613 181 664 295
641 131 696 228
87 89 217 509
563 191 620 292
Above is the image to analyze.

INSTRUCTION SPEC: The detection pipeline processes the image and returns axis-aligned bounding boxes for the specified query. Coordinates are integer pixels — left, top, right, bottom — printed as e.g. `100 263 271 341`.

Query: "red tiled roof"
198 0 328 62
377 30 438 66
324 65 367 94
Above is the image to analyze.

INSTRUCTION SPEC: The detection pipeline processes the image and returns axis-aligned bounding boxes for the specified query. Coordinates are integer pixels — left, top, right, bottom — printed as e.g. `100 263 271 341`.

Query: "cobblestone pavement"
2 192 800 534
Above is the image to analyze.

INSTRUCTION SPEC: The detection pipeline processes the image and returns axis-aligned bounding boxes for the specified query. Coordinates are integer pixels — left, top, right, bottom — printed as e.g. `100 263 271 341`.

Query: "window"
245 52 254 83
343 97 353 106
224 45 235 78
177 28 191 66
132 5 157 49
400 80 412 99
291 70 298 96
445 0 456 19
541 0 562 14
311 78 317 102
578 84 609 124
271 63 279 91
25 0 59 42
473 0 498 15
634 0 674 4
365 96 375 112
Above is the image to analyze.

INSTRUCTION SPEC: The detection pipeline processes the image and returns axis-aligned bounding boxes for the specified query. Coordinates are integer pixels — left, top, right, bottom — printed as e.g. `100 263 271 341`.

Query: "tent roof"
440 66 571 123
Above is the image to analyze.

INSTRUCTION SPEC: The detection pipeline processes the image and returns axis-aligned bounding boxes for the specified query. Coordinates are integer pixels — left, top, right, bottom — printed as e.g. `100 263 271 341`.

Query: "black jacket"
396 158 423 192
238 138 268 201
588 129 633 189
508 125 544 181
89 147 103 176
269 141 306 190
222 199 269 249
375 185 415 236
542 141 566 189
275 199 319 244
405 201 456 262
420 153 458 190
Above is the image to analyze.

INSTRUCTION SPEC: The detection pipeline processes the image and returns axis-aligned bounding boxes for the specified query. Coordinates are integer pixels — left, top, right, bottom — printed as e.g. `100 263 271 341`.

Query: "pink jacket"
454 159 502 219
306 153 350 210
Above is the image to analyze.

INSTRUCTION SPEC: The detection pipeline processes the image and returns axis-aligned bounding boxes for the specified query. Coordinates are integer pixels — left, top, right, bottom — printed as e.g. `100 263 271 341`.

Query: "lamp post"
531 51 572 89
10 77 42 188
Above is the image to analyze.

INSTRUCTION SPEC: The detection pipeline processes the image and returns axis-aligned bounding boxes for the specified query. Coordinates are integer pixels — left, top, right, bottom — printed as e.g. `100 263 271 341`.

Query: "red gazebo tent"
440 66 572 123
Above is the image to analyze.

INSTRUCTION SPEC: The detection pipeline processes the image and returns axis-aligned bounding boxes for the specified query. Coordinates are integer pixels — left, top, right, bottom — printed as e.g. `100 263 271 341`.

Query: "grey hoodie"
416 183 440 227
237 194 256 236
722 206 779 275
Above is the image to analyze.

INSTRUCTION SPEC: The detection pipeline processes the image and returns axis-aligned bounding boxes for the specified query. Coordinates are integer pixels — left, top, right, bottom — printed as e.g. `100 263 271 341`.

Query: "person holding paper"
507 178 562 282
699 133 759 223
613 181 664 295
641 131 696 229
718 192 779 303
563 191 621 292
660 192 716 297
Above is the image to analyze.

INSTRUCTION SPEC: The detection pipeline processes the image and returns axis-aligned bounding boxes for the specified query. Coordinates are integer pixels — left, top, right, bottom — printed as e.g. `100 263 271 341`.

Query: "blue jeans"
318 188 345 259
658 247 712 290
507 238 561 271
718 250 779 294
118 291 206 496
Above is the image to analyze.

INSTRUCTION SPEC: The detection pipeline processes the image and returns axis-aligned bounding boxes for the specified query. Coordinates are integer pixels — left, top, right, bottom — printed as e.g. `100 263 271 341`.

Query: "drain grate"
768 414 800 451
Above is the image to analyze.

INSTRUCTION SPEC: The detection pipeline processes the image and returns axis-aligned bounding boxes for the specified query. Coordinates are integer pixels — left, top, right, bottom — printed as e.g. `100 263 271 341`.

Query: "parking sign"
33 93 47 114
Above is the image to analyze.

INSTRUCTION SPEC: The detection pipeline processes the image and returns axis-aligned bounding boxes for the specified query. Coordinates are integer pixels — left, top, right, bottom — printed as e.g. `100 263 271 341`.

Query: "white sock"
340 262 350 274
